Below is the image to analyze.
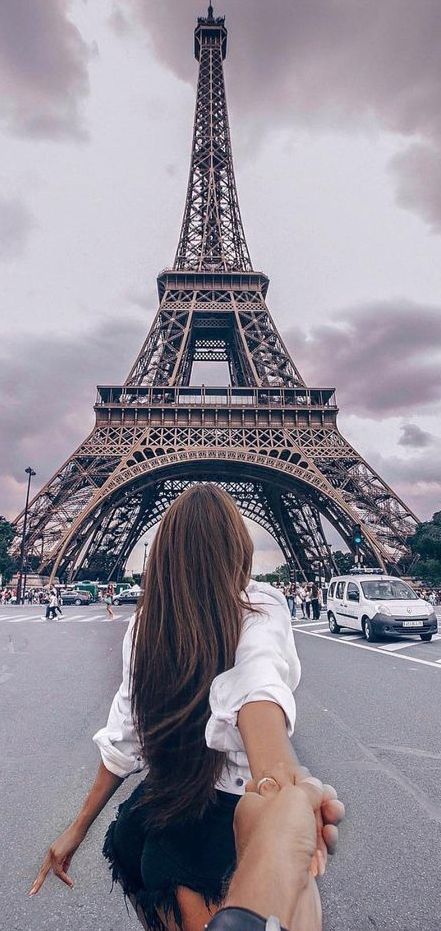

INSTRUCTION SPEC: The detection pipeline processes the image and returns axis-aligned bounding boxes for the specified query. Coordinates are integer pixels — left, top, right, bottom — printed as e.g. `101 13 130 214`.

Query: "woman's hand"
28 822 87 896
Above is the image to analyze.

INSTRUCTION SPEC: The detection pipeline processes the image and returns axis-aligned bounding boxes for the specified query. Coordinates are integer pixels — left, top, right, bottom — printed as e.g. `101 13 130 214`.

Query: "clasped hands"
242 763 345 878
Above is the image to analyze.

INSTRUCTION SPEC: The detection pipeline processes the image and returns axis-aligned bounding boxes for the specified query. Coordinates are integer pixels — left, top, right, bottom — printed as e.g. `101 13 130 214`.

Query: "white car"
327 572 437 642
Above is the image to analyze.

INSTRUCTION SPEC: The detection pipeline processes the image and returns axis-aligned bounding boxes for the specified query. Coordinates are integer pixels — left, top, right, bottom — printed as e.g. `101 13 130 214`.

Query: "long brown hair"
130 484 255 828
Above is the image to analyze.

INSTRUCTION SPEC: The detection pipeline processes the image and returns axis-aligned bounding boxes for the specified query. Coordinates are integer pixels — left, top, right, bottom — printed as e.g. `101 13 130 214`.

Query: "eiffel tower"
13 5 418 583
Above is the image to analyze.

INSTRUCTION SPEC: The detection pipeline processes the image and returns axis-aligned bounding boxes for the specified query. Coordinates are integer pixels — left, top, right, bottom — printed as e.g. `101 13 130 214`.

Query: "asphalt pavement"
1 604 440 931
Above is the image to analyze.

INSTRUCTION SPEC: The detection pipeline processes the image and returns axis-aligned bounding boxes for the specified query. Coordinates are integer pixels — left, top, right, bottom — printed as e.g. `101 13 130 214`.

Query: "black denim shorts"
103 778 240 931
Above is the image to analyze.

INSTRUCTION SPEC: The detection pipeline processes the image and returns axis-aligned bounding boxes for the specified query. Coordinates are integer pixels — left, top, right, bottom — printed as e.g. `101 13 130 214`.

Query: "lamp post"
142 542 149 577
16 466 36 605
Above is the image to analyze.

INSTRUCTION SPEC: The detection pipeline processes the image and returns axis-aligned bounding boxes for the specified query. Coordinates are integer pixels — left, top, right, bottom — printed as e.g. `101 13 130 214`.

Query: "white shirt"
92 580 301 796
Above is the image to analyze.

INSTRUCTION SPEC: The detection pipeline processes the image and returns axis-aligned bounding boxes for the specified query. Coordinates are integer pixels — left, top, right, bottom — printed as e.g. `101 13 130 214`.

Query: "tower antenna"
208 4 214 19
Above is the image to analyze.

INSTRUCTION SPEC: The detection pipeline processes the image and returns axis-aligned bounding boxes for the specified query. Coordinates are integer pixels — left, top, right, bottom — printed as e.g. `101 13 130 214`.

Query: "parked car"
112 589 142 606
60 589 92 606
327 571 438 642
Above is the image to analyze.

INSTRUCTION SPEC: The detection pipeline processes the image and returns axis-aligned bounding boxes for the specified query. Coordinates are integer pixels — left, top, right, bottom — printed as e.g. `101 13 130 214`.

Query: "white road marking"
294 627 441 670
379 640 423 652
380 633 441 651
292 621 328 628
3 614 33 622
56 614 85 621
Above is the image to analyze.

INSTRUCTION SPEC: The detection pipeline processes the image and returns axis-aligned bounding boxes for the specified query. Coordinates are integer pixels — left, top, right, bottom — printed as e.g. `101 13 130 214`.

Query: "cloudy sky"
1 0 441 572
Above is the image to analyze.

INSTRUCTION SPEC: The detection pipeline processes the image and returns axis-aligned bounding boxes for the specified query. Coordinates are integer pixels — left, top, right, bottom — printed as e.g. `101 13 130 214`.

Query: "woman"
30 486 341 930
104 583 115 619
310 583 321 621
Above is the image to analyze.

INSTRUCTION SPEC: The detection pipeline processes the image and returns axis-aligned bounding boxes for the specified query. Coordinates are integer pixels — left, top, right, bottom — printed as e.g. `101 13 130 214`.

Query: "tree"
332 550 354 574
408 512 441 584
254 563 290 584
0 517 17 584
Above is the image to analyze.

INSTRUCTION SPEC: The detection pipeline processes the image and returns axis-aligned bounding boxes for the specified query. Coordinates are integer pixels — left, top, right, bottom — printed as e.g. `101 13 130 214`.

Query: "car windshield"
360 579 418 601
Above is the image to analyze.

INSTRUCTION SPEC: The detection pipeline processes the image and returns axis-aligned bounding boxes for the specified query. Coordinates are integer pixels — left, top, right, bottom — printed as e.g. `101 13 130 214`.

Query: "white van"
327 572 437 642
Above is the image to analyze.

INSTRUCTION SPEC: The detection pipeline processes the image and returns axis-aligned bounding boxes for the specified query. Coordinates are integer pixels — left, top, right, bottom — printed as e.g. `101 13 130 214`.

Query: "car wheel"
328 613 341 634
363 618 376 642
420 633 433 642
75 599 81 605
113 599 120 606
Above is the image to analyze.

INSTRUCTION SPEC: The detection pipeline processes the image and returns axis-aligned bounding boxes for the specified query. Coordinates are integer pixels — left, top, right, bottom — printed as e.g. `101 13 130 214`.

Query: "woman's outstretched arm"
238 699 303 788
29 762 122 895
238 700 344 877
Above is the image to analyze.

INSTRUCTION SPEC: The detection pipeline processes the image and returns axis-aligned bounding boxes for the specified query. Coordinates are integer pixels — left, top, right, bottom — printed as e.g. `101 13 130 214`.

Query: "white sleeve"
205 585 301 754
92 614 145 778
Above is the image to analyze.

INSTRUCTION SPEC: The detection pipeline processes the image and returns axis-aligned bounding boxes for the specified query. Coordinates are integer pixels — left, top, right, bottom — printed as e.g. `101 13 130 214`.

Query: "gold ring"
256 776 279 795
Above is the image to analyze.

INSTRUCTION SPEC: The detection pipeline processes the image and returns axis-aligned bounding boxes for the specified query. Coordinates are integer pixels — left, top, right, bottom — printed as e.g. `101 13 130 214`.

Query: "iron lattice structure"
13 5 418 582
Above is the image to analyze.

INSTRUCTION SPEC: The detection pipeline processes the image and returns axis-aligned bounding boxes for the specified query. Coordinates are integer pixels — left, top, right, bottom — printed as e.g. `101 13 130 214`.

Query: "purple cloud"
0 196 34 259
398 424 434 449
0 314 146 518
284 301 441 417
0 0 91 140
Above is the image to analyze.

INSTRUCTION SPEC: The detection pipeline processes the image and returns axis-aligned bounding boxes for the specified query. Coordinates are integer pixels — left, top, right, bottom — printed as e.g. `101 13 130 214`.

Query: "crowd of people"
272 581 326 621
0 587 48 605
1 580 439 615
0 582 117 615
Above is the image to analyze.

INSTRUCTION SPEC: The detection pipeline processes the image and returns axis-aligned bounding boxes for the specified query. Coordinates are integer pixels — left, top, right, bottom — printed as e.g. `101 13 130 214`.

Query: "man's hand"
245 768 345 876
230 783 327 930
28 823 87 896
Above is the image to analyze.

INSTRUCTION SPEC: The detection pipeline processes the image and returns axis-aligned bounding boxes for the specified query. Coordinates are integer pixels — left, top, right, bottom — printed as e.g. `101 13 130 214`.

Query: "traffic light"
353 524 363 547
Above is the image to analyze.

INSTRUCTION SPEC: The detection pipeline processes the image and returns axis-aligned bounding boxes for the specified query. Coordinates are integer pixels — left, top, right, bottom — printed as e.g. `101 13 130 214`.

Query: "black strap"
206 906 288 931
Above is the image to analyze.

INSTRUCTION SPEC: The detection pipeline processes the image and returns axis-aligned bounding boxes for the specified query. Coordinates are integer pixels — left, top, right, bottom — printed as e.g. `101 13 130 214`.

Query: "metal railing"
95 385 337 409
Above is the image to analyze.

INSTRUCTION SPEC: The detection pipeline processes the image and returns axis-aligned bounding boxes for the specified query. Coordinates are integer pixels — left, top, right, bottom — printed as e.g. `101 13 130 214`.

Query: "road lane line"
292 621 328 628
294 627 441 670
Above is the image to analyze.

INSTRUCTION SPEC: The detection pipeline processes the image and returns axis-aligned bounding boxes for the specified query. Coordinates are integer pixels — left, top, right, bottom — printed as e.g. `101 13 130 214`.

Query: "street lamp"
16 466 36 605
142 542 149 576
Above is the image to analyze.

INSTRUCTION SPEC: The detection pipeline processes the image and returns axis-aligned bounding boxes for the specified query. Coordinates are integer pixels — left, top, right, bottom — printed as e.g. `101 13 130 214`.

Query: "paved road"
1 604 440 931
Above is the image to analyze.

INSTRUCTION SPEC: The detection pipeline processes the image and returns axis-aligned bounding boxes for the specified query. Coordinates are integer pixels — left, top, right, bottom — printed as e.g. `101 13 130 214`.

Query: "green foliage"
254 563 289 584
0 517 17 583
332 550 354 574
408 512 441 585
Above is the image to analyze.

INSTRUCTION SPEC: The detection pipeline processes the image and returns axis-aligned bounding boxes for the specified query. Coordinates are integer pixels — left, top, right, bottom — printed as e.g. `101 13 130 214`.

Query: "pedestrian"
104 583 114 619
55 587 63 617
298 584 307 618
288 582 297 619
30 485 343 929
44 589 57 621
311 582 321 620
284 583 295 619
305 583 312 619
